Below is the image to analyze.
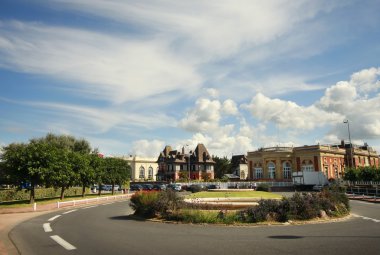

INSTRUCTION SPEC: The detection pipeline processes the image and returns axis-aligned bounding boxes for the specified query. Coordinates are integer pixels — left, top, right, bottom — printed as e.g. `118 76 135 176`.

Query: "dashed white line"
352 214 380 223
102 202 115 205
63 209 77 214
81 205 98 209
48 215 61 221
50 235 76 250
43 223 52 232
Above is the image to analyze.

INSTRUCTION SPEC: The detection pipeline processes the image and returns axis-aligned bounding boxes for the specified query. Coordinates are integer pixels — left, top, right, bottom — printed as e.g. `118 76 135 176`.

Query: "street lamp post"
186 144 191 181
343 120 354 168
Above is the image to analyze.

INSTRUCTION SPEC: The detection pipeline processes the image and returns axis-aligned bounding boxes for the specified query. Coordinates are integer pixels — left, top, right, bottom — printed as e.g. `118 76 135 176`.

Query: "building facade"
231 155 248 180
157 144 215 181
247 142 379 181
120 156 159 181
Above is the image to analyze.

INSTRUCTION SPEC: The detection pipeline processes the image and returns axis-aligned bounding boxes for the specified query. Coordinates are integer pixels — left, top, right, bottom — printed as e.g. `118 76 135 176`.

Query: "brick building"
247 142 379 181
157 144 215 181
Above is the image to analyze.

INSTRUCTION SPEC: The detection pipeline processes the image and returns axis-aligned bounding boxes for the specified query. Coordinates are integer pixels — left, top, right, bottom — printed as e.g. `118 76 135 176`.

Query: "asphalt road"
10 200 380 255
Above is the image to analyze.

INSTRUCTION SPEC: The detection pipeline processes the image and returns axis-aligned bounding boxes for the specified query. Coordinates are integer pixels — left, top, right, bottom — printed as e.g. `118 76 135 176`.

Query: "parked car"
141 184 154 191
153 184 167 191
167 183 182 191
189 184 207 193
207 184 220 190
130 184 143 191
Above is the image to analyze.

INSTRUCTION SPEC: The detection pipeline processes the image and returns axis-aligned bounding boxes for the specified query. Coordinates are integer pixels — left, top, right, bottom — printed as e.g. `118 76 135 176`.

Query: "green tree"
72 153 93 197
343 167 359 182
46 147 77 200
103 157 131 195
2 142 51 203
212 156 231 179
178 171 189 182
358 166 376 181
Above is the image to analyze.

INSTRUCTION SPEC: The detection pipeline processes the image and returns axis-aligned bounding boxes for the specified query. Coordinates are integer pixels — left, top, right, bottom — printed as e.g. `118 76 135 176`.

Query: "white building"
120 155 159 181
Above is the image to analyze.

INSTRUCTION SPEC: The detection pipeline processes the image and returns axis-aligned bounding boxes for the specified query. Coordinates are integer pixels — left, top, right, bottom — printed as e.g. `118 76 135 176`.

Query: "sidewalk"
347 194 380 203
0 194 132 255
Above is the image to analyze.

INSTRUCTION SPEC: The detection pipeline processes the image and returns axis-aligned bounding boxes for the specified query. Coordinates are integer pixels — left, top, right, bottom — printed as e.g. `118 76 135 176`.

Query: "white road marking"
102 202 115 205
352 214 380 223
81 205 98 209
48 215 61 221
50 235 76 250
43 223 52 232
63 209 77 214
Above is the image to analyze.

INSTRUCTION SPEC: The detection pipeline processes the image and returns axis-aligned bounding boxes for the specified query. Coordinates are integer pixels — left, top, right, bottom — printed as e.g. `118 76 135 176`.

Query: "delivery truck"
292 171 329 190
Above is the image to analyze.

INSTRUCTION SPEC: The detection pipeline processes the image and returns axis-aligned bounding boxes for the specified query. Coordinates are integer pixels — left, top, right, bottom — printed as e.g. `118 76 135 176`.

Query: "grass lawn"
0 193 123 208
186 191 282 199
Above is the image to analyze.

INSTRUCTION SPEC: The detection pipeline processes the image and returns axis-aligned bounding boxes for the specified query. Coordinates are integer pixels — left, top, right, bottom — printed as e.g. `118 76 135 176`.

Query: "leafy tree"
103 157 131 195
2 141 51 203
343 167 359 182
71 153 93 197
178 171 189 182
201 172 211 181
46 147 77 200
358 166 376 181
212 156 231 179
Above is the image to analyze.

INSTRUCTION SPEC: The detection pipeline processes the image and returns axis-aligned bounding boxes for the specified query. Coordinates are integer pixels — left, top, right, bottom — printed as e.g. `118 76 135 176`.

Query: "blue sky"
1 0 380 157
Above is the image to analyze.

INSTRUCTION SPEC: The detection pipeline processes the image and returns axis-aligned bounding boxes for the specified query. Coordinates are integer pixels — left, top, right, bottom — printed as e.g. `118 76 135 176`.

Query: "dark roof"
158 143 215 164
231 155 247 167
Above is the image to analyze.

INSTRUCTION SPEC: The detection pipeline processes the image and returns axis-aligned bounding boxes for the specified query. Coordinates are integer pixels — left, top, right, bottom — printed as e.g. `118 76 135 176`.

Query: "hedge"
0 187 91 202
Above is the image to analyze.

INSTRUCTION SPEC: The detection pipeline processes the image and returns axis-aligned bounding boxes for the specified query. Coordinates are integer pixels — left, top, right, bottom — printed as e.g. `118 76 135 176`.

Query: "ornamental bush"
129 190 184 218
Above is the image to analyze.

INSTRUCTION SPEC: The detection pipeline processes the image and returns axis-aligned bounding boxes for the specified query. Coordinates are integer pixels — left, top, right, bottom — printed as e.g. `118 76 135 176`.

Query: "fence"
178 181 294 190
33 194 132 211
345 186 379 200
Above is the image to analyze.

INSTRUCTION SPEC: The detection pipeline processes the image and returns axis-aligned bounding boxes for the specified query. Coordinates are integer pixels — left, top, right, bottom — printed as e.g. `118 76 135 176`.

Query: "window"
268 162 276 179
240 171 246 179
283 162 292 179
139 166 145 179
301 160 314 172
255 168 263 179
148 166 153 179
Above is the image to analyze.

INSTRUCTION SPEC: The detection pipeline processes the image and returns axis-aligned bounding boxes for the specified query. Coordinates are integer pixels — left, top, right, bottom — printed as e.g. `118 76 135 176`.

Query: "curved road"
10 200 380 255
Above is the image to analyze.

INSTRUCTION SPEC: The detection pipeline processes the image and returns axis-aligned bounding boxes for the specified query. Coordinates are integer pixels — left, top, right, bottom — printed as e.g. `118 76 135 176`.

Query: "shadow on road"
109 215 148 222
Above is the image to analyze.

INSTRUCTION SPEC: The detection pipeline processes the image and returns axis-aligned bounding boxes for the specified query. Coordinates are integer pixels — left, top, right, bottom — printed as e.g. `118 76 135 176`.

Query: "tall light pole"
186 144 191 182
343 120 354 168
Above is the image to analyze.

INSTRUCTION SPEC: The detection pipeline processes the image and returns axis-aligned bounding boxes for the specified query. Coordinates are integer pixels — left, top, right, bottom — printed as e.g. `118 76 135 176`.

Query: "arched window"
240 171 246 180
283 162 292 179
268 162 276 179
148 166 153 179
139 166 145 179
301 160 314 172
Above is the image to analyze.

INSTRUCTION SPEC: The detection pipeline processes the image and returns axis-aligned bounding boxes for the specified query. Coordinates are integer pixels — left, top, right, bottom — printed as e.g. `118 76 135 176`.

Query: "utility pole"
343 120 354 168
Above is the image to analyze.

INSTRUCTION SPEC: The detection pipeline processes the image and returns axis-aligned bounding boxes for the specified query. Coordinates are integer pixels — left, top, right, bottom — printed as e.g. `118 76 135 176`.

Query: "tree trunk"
82 185 86 197
29 185 35 204
98 185 102 196
60 186 65 200
111 183 115 195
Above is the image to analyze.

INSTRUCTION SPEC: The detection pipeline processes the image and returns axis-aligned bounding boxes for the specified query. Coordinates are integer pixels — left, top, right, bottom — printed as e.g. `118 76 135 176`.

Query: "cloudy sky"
1 0 380 157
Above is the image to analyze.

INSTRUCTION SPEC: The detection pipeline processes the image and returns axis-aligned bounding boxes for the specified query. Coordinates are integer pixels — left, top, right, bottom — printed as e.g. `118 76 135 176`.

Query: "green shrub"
129 190 184 218
256 183 270 192
130 191 160 217
286 192 321 220
242 199 288 223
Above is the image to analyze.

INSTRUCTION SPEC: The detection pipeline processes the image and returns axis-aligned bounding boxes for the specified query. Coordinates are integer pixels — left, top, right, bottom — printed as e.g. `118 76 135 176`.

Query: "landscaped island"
130 187 350 224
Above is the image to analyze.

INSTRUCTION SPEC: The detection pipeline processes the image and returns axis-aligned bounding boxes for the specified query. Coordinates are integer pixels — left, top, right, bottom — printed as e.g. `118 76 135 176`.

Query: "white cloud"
222 99 238 115
130 139 165 157
243 93 343 130
0 21 201 104
178 98 221 133
206 88 219 99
